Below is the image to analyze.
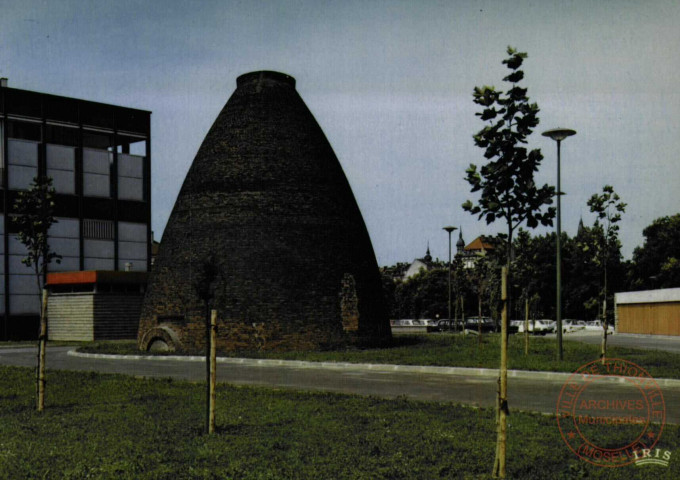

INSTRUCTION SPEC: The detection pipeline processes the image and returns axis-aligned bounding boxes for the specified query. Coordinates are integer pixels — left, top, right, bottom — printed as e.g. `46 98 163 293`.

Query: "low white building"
615 288 680 336
403 246 434 280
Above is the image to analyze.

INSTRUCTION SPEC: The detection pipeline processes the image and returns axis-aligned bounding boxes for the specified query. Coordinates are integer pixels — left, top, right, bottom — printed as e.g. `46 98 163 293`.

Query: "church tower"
456 229 465 254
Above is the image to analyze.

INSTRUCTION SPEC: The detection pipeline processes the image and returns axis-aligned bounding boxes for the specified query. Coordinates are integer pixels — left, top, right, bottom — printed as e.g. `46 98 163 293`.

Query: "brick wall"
49 292 143 341
138 71 390 352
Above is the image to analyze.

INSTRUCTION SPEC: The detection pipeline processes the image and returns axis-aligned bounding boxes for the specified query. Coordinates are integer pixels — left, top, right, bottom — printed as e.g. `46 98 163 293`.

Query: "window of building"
8 139 38 190
8 235 40 313
7 120 41 190
48 217 80 272
83 148 111 197
118 221 147 272
0 121 4 186
117 135 146 201
82 130 113 198
46 144 75 194
83 218 115 271
118 154 144 201
0 214 4 314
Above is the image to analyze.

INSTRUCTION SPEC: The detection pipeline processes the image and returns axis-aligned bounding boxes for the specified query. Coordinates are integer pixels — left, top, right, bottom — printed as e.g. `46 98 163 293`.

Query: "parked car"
427 319 453 332
517 319 555 335
584 320 614 333
464 317 497 334
562 319 587 333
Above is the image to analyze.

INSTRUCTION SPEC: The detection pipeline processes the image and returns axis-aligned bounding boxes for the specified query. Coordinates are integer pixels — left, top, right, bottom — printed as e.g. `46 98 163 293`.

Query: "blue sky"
1 0 679 265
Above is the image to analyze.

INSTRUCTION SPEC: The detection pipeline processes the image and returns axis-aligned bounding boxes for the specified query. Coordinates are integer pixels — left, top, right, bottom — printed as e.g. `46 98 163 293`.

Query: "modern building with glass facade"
0 79 151 339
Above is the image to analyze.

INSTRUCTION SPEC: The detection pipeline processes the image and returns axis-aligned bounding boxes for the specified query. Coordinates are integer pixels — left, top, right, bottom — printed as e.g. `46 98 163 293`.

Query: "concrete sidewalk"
69 349 680 388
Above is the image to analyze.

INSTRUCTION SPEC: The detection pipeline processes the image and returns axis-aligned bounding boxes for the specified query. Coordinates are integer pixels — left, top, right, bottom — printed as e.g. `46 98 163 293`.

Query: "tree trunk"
478 293 482 347
454 288 460 332
524 296 529 356
601 311 608 365
207 309 217 434
37 289 48 412
493 267 508 478
505 226 513 342
601 264 608 365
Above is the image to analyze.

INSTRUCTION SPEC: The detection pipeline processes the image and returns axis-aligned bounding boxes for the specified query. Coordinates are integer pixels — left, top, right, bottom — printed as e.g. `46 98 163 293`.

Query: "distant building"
0 79 151 339
456 231 494 269
577 217 586 237
402 231 495 279
402 245 434 280
615 288 680 336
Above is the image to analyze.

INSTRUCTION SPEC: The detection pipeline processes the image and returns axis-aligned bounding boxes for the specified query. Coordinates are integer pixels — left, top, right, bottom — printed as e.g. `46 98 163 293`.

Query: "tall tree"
463 46 555 479
391 269 448 320
463 48 556 269
566 227 600 320
467 255 490 342
585 185 626 363
12 176 61 411
512 229 539 354
452 257 467 331
631 213 680 289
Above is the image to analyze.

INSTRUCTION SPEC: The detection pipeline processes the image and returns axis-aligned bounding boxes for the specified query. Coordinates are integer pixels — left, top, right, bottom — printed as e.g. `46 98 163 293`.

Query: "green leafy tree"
463 47 555 270
466 256 488 340
585 186 626 321
465 253 502 345
379 270 398 319
569 226 606 319
526 232 559 319
511 229 540 354
393 277 417 319
415 269 448 320
585 185 626 363
452 257 467 330
505 228 620 323
632 214 680 289
393 269 448 320
658 257 680 287
12 176 61 411
463 47 555 478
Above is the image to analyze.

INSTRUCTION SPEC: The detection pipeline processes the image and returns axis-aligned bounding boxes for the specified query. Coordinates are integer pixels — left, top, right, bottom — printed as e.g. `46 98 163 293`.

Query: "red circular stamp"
556 358 666 467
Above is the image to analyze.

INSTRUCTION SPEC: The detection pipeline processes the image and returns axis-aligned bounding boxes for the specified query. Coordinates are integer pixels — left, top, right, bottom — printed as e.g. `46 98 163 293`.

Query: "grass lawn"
80 334 680 379
0 365 677 479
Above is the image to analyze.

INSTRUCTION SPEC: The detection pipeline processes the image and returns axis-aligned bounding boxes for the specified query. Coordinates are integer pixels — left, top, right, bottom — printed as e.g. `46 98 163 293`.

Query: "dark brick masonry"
138 71 390 352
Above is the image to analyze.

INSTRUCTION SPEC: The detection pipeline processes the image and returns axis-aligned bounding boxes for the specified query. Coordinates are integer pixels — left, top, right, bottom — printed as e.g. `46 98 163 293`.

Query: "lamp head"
542 128 576 142
443 226 457 233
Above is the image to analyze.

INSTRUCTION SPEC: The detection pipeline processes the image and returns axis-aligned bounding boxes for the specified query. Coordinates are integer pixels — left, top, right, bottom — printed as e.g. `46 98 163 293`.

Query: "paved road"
1 346 678 425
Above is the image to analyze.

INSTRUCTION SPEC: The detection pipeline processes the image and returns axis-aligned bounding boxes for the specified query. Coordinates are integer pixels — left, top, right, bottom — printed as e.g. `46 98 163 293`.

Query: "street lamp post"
542 128 576 361
443 226 457 331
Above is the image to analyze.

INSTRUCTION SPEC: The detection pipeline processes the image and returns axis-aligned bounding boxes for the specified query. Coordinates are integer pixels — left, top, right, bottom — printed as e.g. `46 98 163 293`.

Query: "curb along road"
68 350 680 388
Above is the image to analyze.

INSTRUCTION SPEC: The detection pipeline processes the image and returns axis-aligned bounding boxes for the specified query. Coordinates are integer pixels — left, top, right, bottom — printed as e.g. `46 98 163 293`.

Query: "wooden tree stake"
37 289 48 412
493 267 508 478
207 309 217 434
